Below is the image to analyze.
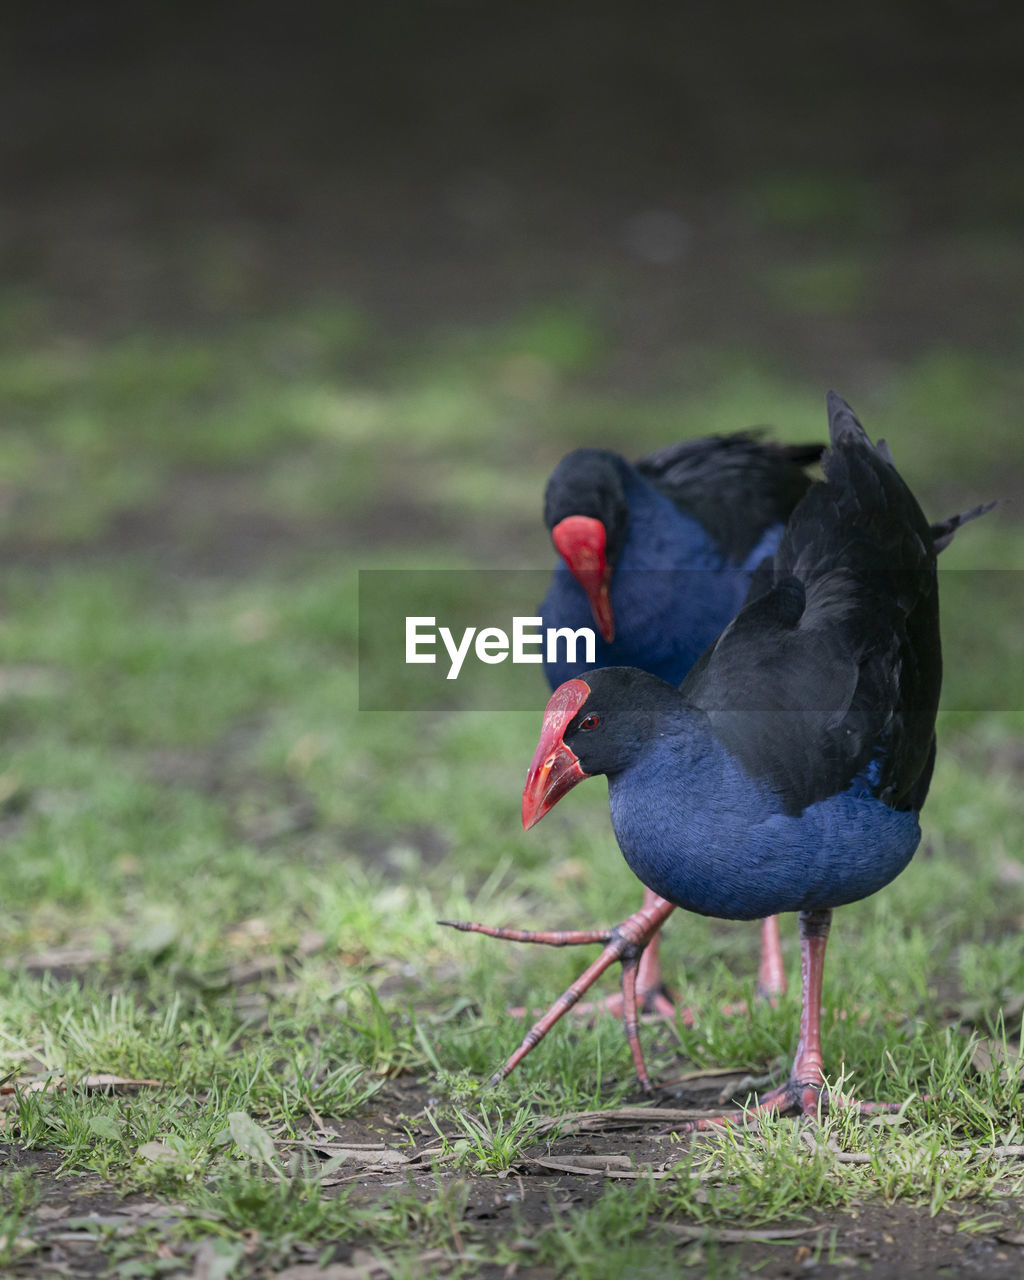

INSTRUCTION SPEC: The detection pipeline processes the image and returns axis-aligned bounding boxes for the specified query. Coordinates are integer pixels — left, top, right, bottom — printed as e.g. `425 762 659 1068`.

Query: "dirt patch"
266 1082 1024 1278
1 1145 161 1280
7 1080 1024 1279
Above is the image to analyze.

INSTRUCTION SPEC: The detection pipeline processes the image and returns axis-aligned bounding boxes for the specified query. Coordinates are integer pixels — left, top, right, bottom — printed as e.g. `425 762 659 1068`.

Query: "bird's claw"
682 1077 905 1131
440 897 677 1088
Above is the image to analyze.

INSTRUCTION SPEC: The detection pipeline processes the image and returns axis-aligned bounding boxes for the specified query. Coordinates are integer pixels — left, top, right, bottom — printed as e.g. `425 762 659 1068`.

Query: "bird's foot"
440 896 676 1091
682 1077 904 1131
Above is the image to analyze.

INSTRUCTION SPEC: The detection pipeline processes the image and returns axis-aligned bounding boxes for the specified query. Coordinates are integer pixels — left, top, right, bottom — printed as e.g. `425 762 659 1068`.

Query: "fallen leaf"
527 1156 685 1180
969 1036 1023 1081
2 1073 170 1097
657 1066 762 1086
88 1114 123 1141
533 1105 725 1137
228 1111 278 1166
274 1248 433 1280
136 1141 181 1165
8 945 105 973
321 1148 410 1167
996 858 1024 886
108 1202 180 1220
275 1268 378 1280
49 1230 120 1243
281 1140 392 1156
132 919 179 959
191 1237 246 1280
28 1075 166 1095
35 1205 69 1222
664 1224 826 1243
317 1148 414 1186
91 1073 171 1093
558 1154 634 1169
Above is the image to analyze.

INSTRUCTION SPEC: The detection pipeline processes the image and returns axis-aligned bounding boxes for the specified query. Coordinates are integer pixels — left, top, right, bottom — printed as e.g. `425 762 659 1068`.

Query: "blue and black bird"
538 432 823 1014
540 434 823 687
450 393 990 1119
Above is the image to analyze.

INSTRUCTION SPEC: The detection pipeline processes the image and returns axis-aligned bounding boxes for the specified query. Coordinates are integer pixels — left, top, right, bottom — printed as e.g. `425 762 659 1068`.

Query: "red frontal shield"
551 516 615 642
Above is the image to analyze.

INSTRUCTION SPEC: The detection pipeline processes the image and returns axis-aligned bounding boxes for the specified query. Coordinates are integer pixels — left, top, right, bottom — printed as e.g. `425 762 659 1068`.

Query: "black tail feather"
931 501 999 554
874 438 896 467
826 391 996 554
825 391 870 448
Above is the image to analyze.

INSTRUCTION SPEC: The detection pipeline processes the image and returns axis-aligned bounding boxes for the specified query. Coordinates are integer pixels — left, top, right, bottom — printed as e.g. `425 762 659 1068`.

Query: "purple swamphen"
538 433 823 1016
448 392 991 1121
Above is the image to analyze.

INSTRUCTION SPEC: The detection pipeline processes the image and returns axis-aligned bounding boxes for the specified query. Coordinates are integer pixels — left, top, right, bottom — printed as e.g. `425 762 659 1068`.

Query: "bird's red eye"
580 713 600 731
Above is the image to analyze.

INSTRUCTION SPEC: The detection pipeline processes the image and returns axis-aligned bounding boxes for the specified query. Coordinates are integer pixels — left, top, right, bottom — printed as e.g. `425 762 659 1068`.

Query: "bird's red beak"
551 515 615 642
522 678 592 830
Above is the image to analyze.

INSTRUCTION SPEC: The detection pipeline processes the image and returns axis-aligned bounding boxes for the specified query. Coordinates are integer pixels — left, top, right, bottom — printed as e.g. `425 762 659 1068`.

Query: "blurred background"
5 3 1024 555
1 1 1022 982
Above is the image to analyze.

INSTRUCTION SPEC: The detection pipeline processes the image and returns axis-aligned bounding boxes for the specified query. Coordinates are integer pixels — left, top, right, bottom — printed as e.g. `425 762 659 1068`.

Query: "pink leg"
684 909 902 1129
788 908 827 1091
756 914 787 1003
634 888 673 1009
563 887 680 1021
441 895 676 1091
495 887 681 1023
493 892 785 1027
570 901 785 1022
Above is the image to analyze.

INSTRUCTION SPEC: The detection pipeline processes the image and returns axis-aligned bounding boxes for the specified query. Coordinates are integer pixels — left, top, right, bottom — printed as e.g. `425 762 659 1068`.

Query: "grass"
0 295 1023 1277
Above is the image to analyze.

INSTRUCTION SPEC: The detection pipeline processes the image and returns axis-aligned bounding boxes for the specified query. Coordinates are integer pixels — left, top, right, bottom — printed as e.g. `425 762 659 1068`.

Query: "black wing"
635 433 823 563
680 394 940 816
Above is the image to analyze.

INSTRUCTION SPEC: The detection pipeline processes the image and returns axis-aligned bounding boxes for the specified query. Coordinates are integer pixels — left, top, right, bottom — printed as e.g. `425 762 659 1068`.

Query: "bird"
541 434 823 686
447 392 992 1120
538 433 824 1016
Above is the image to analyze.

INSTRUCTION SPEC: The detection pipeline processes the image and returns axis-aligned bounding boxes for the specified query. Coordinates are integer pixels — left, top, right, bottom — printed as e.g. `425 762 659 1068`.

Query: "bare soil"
8 1075 1024 1278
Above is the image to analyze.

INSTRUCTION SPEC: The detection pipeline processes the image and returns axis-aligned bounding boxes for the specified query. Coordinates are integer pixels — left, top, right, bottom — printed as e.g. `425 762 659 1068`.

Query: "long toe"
681 1079 907 1130
457 897 678 1087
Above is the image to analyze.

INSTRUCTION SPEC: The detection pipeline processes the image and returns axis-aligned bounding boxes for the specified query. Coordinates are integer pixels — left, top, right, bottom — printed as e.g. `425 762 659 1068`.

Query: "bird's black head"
543 449 631 642
522 667 681 828
544 449 631 557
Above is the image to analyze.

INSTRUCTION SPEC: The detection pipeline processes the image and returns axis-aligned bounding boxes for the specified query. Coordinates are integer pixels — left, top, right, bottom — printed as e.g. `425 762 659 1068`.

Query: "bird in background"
447 392 992 1122
538 432 823 1017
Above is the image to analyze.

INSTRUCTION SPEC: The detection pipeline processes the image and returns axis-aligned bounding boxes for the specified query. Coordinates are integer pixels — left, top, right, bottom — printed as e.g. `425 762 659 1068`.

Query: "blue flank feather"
541 469 782 687
607 719 920 920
